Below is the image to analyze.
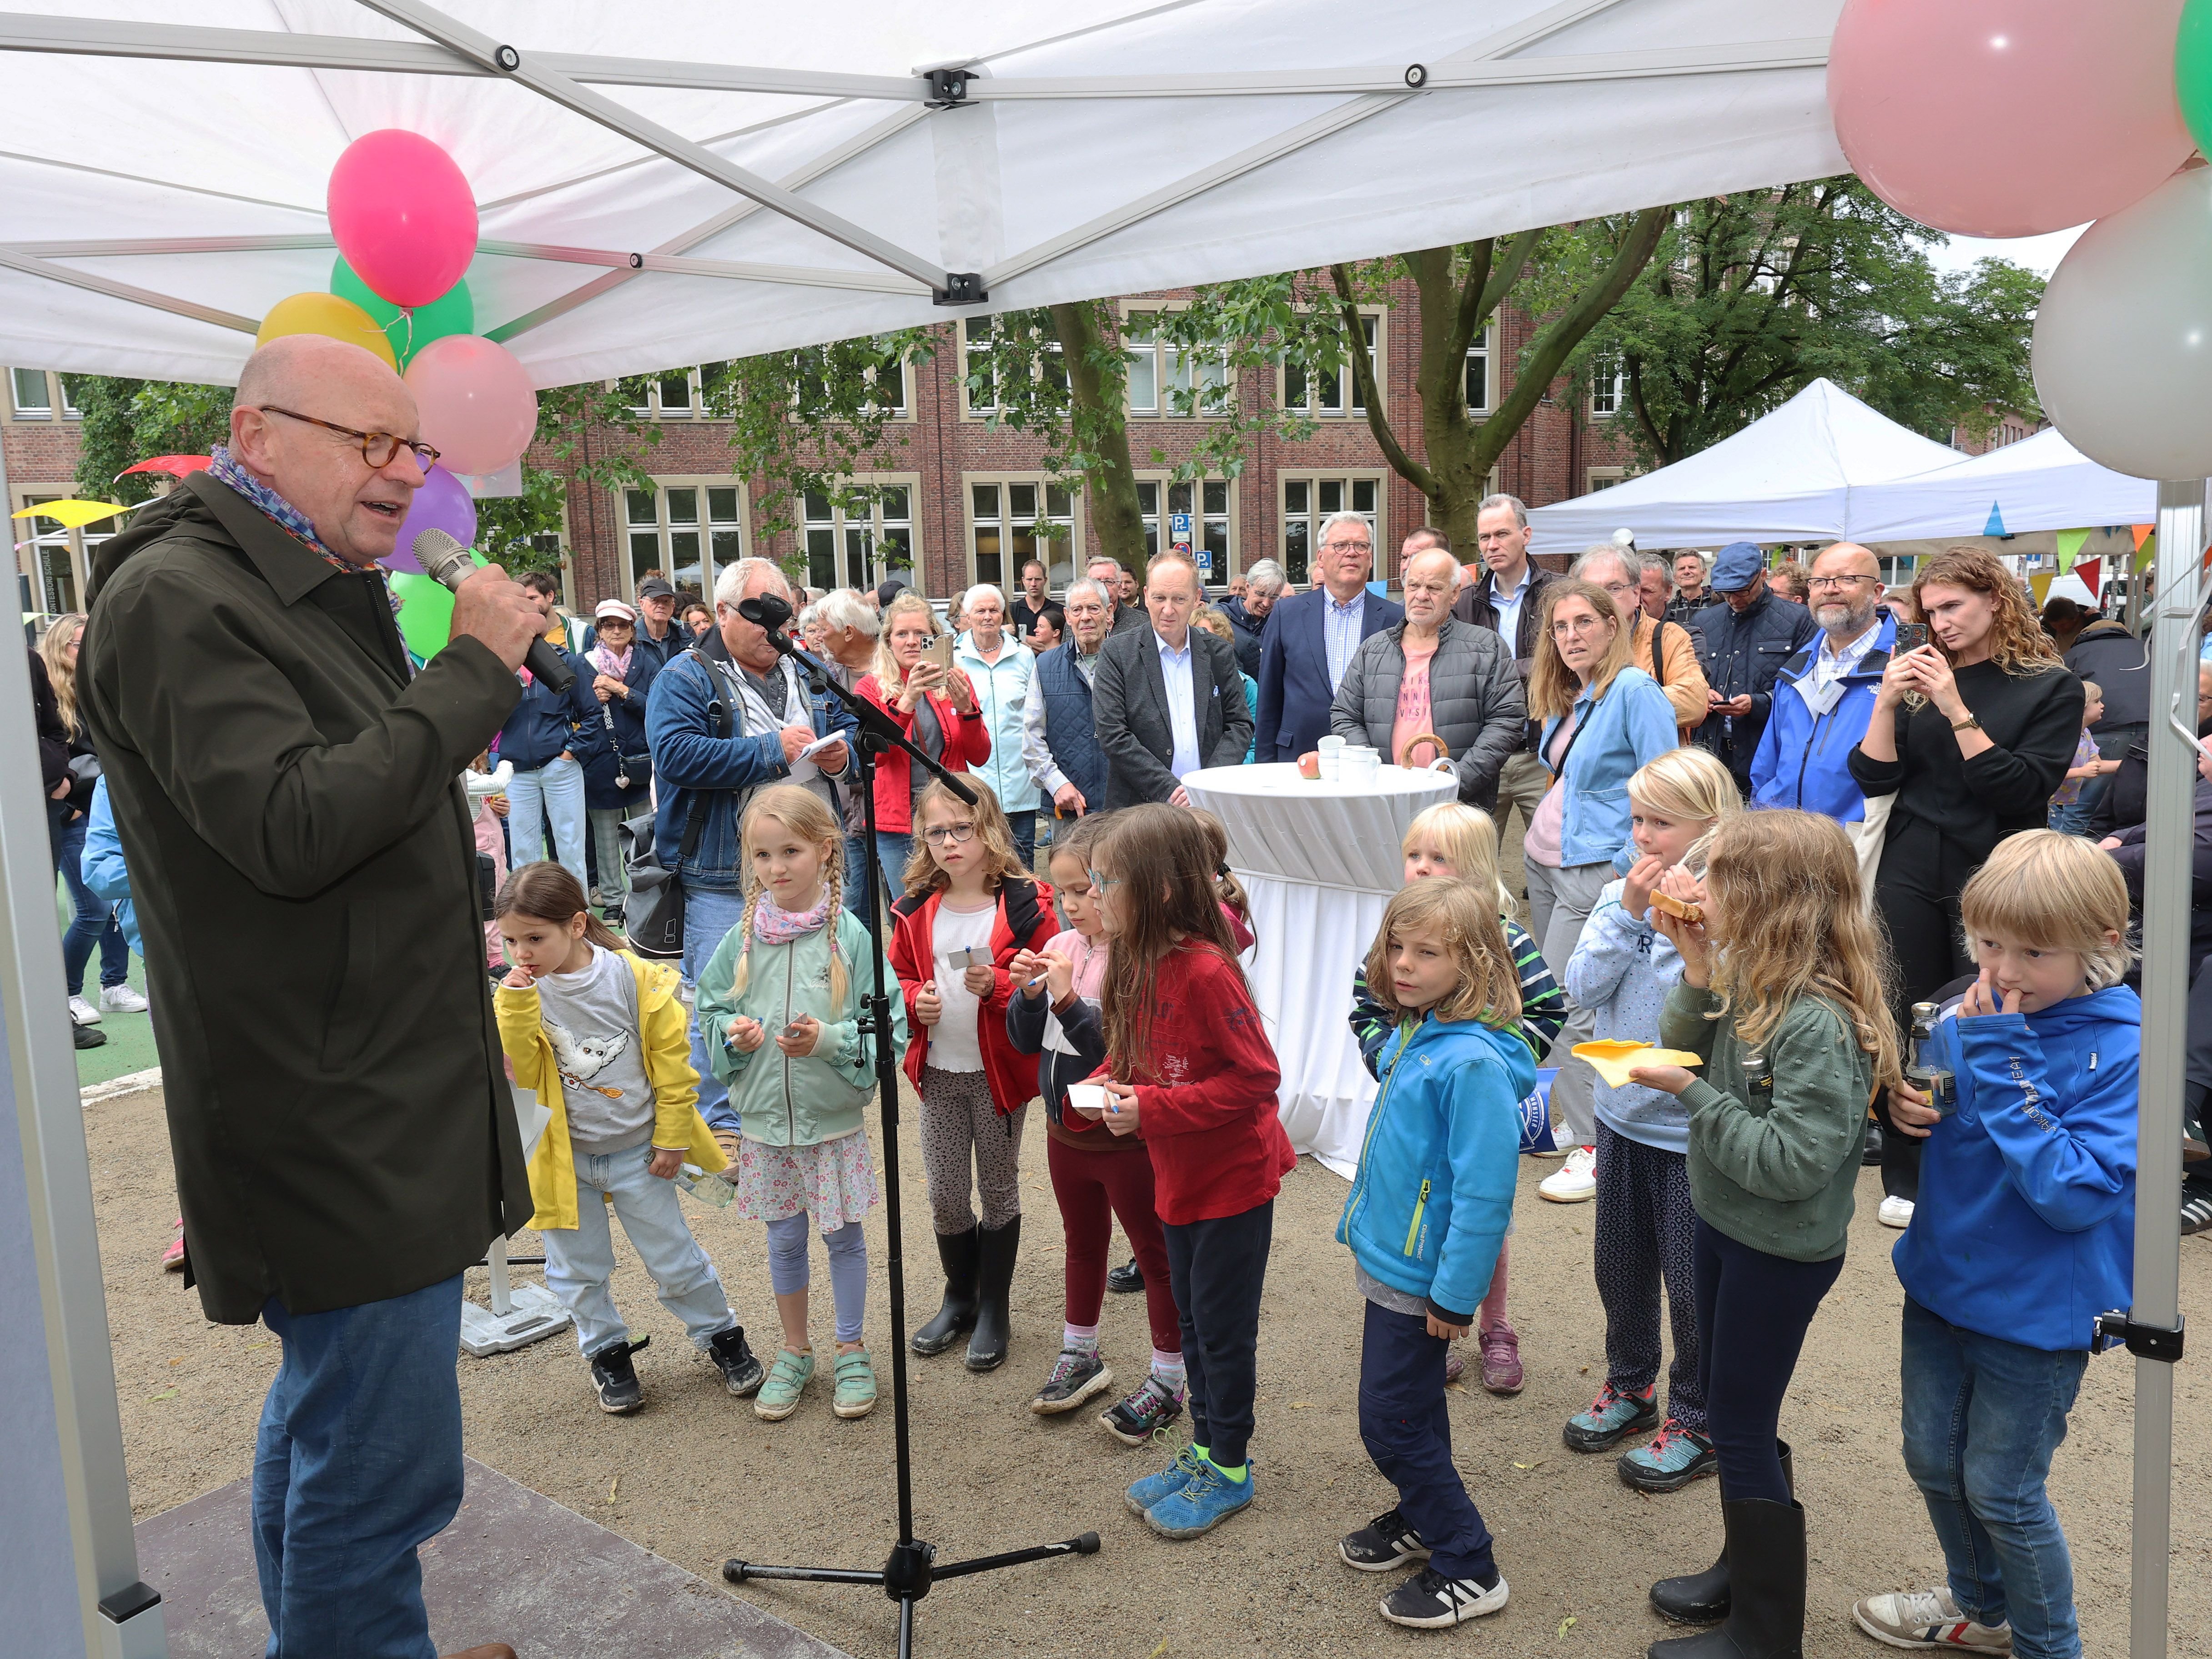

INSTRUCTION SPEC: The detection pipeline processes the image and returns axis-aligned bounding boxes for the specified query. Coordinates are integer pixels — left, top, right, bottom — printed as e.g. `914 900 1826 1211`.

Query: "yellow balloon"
255 292 397 369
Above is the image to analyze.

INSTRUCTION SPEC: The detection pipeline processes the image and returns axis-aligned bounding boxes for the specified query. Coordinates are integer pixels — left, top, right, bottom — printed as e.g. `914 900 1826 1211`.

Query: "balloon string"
400 308 415 358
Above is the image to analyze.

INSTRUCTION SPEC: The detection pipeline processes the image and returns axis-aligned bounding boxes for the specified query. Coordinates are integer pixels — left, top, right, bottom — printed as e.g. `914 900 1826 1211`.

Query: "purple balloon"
385 463 477 573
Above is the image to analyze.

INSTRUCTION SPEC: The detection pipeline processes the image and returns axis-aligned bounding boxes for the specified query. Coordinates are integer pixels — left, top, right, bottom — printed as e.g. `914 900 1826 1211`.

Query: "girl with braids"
1627 810 1898 1659
1098 805 1289 1543
696 786 904 1423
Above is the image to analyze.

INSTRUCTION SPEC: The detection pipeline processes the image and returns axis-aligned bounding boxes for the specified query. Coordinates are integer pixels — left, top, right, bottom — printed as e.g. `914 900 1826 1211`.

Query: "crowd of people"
38 332 2202 1659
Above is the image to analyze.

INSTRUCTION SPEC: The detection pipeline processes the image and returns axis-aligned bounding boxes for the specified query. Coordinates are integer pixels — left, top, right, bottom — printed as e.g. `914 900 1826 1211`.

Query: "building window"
1283 313 1379 417
1585 467 1629 492
1464 325 1493 415
11 368 52 419
803 482 918 592
791 347 910 421
626 480 744 600
1135 477 1234 583
1125 311 1230 418
961 316 1063 420
617 368 703 419
19 494 75 613
1589 355 1627 417
967 478 1076 588
1279 474 1381 588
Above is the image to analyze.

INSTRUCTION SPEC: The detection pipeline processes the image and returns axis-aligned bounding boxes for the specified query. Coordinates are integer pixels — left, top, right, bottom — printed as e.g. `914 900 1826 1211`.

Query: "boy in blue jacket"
1334 880 1530 1631
1855 832 2138 1659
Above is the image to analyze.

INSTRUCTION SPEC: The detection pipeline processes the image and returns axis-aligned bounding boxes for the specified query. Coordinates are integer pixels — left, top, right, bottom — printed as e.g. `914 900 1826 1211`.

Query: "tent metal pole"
0 247 256 334
2126 479 2202 1659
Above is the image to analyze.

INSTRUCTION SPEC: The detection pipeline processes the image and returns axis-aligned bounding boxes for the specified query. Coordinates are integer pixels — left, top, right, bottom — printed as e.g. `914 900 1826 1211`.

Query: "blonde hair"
1910 547 2063 677
905 777 1028 897
1192 605 1235 646
1628 747 1741 828
2080 680 2102 704
1701 810 1899 1088
872 591 943 697
1362 880 1522 1030
1527 580 1635 721
732 785 848 1006
39 613 85 739
1959 830 2134 992
1402 802 1513 917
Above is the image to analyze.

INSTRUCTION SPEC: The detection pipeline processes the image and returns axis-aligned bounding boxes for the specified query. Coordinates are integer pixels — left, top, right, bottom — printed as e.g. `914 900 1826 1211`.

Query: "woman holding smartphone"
1847 547 2081 1221
856 591 988 881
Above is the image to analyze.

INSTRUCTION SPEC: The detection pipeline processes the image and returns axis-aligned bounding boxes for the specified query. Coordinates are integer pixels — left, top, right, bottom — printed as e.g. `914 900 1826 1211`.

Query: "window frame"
1132 472 1239 585
1121 303 1232 421
1276 470 1386 588
963 473 1082 589
14 485 114 617
1463 322 1495 416
10 367 54 420
622 476 750 603
799 473 924 593
1584 467 1630 493
1279 308 1384 419
960 315 1064 422
1588 354 1628 418
615 367 705 421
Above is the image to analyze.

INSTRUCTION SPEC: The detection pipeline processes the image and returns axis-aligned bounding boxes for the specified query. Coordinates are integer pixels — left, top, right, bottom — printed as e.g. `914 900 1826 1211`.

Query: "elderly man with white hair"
646 555 856 1133
810 587 884 910
1222 557 1287 677
1570 543 1709 735
953 581 1043 867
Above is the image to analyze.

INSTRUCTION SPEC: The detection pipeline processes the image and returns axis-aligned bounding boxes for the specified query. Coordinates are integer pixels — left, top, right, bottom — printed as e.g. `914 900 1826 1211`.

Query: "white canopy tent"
0 8 2190 1659
1847 426 2159 544
1524 376 1962 552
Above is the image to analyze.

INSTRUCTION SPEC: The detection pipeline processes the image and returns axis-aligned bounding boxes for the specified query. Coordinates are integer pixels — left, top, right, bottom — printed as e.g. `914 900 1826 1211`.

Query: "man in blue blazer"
1255 512 1403 761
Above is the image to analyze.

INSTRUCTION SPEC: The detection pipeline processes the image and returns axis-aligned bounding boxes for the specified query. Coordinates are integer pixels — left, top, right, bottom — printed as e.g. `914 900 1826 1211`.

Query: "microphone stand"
721 623 1097 1655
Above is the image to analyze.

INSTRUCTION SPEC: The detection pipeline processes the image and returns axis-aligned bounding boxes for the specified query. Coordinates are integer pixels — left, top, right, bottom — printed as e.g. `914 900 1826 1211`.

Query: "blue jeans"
875 831 916 899
681 885 749 1135
1359 1298 1497 1581
2047 800 2092 836
252 1275 466 1659
1901 1296 2089 1659
542 1144 736 1357
841 831 872 916
1005 809 1037 873
50 811 126 994
507 754 587 890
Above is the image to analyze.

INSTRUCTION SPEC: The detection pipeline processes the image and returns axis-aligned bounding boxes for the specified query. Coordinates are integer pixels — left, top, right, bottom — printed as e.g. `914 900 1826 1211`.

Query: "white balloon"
2032 166 2212 482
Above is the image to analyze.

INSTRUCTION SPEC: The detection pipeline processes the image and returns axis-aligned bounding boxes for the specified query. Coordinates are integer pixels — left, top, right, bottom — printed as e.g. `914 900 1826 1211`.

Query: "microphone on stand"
736 591 795 647
413 528 576 693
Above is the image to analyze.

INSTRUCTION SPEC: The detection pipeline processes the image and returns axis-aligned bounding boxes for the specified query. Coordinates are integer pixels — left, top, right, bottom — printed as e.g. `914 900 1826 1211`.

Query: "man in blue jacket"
1693 541 1816 797
498 571 605 890
1749 542 1894 823
645 557 855 1133
1256 513 1402 761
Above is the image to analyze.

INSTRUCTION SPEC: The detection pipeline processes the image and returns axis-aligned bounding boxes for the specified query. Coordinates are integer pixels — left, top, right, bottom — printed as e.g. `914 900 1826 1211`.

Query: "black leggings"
1872 824 1978 1203
1693 1218 1843 1503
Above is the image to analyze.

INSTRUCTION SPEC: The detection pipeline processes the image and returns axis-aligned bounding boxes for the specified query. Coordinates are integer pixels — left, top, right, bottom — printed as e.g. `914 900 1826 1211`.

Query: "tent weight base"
461 1282 572 1357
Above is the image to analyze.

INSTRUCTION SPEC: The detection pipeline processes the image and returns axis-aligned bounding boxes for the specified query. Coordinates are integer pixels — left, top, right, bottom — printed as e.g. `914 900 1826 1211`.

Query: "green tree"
1558 178 2044 468
72 377 232 504
475 382 663 577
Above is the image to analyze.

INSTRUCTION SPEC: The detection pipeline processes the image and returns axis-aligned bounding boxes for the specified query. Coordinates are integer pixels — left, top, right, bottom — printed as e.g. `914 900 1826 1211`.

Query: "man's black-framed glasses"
256 405 440 469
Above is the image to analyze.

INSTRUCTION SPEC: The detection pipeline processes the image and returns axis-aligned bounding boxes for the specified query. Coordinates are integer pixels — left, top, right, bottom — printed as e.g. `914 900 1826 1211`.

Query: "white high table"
1182 761 1458 1178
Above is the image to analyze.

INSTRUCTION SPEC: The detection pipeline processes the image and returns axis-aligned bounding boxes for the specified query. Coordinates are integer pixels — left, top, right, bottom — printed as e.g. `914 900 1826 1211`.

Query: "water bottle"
1740 1047 1774 1108
1904 1002 1957 1116
677 1163 736 1208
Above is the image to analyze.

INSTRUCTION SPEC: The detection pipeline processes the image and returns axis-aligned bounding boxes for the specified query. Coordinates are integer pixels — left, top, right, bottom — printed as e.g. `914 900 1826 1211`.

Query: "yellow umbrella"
11 498 134 529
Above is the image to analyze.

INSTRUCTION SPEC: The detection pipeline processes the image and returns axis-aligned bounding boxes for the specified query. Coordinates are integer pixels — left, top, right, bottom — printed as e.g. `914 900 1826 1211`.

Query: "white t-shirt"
531 945 656 1152
927 900 998 1073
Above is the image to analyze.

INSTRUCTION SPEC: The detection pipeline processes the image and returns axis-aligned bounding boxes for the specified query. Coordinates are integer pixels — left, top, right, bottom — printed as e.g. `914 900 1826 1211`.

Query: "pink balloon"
385 464 478 573
327 130 478 308
405 335 538 477
1828 0 2193 238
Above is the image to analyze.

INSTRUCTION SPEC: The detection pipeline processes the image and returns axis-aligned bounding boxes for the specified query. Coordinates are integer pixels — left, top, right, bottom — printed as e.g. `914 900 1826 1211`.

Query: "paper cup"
1066 1082 1111 1118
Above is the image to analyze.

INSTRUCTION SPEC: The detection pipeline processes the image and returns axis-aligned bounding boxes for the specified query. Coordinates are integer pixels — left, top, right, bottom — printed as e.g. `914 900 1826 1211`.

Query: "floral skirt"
733 1127 880 1230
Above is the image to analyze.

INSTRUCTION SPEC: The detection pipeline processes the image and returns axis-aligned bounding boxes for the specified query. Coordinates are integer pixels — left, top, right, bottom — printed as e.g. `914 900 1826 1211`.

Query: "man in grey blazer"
1093 552 1254 809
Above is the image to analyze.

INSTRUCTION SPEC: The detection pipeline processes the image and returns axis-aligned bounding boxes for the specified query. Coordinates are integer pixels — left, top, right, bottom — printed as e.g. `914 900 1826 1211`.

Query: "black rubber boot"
911 1225 980 1357
1649 1441 1793 1625
966 1215 1022 1372
1647 1497 1806 1659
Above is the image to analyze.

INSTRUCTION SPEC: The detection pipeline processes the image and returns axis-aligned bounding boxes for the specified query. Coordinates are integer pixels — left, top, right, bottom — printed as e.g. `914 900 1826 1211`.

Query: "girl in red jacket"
888 777 1056 1374
1096 804 1291 1542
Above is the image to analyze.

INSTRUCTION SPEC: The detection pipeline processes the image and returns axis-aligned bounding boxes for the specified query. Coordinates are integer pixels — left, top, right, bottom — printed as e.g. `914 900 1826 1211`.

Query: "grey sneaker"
1031 1348 1113 1414
1852 1588 2014 1651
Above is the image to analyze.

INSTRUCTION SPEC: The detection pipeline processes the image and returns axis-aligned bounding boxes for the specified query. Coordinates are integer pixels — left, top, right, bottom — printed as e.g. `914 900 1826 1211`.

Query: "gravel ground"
98 1079 2210 1659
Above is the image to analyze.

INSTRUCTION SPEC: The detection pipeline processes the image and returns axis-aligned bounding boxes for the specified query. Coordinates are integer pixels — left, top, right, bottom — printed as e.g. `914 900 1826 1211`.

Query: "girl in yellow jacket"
493 862 766 1414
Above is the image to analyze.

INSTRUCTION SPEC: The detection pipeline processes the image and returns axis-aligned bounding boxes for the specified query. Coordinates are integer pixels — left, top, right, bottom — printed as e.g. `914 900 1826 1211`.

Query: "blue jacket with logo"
1749 614 1895 822
1336 1012 1534 1324
1893 985 2140 1352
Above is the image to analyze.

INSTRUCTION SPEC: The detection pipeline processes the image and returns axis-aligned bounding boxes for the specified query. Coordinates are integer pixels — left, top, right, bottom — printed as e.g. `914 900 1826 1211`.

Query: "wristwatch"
1949 712 1981 733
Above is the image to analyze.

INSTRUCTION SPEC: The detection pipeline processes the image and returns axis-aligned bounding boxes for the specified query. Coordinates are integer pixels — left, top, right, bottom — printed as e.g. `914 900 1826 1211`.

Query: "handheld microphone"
413 528 576 693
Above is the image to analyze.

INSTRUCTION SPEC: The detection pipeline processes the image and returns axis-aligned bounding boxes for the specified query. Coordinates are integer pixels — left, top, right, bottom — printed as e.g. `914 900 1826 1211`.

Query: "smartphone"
923 633 955 674
1894 622 1929 654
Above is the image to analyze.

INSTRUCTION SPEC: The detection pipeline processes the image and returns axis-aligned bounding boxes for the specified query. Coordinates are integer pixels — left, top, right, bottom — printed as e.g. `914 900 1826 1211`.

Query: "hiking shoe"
832 1348 877 1419
1563 1381 1658 1452
1339 1508 1431 1572
1379 1567 1509 1628
588 1339 645 1415
1107 1257 1146 1294
1479 1320 1524 1394
1142 1461 1255 1538
1538 1144 1597 1203
707 1325 764 1398
1880 1195 1916 1229
99 984 148 1013
1031 1348 1114 1415
1126 1444 1207 1517
1852 1587 2014 1651
1618 1418 1719 1492
753 1348 814 1421
1100 1376 1184 1445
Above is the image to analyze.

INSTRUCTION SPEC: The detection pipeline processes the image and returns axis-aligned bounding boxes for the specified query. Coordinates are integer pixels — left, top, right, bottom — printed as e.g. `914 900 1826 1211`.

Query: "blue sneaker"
1617 1418 1719 1493
1562 1381 1658 1453
1125 1444 1205 1518
1142 1460 1256 1539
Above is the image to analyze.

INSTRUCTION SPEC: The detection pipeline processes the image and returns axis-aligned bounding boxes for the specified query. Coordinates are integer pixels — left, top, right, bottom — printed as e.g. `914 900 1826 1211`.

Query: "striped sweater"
1348 917 1566 1078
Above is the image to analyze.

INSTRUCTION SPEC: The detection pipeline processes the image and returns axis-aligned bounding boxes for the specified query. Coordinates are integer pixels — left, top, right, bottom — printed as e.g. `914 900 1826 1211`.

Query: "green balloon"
2178 0 2212 155
331 256 474 367
391 570 456 662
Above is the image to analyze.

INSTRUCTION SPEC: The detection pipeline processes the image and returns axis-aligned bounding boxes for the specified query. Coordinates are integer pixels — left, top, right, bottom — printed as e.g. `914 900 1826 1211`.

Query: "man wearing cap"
631 574 687 672
1692 541 1817 795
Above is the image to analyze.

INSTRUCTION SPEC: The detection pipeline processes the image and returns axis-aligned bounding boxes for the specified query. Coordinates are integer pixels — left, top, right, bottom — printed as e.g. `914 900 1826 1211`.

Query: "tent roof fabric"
1843 427 2157 545
0 0 1848 385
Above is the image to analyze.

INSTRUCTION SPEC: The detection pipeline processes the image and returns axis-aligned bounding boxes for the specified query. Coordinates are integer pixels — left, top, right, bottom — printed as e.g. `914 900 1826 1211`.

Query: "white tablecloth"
1182 762 1458 1178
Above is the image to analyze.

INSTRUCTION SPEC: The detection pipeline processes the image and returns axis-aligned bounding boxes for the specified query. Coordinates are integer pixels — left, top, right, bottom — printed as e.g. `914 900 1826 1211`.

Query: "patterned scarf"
589 639 634 681
208 445 405 628
754 890 834 947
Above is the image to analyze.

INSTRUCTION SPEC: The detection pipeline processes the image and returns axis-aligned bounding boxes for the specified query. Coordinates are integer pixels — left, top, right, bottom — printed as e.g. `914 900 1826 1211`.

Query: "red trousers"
1046 1133 1181 1354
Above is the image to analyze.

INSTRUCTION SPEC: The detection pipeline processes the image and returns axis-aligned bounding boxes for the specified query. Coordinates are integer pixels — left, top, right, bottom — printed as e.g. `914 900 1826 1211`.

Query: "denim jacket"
1538 664 1680 869
643 635 859 893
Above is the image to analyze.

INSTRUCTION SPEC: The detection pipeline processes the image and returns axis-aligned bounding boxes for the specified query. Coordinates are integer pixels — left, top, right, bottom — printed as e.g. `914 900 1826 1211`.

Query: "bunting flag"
2131 523 2154 551
2076 558 2101 598
2054 528 2090 573
1982 501 2007 538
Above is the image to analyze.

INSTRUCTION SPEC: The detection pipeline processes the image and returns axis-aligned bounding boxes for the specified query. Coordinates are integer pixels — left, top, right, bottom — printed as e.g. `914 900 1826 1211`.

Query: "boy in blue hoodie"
1335 880 1532 1631
1855 832 2139 1659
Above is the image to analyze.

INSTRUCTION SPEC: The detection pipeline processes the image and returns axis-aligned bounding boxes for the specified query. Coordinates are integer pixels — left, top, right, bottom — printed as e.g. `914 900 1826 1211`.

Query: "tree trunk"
1048 301 1149 579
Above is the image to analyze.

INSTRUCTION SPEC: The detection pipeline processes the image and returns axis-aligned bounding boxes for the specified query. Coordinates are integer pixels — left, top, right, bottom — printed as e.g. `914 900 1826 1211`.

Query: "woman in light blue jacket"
1521 579 1679 1195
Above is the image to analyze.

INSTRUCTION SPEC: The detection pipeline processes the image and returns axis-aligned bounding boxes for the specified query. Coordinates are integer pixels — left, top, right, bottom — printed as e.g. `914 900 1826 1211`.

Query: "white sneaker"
68 995 101 1026
1878 1196 1916 1229
1538 1144 1598 1203
1853 1586 2012 1650
99 984 148 1014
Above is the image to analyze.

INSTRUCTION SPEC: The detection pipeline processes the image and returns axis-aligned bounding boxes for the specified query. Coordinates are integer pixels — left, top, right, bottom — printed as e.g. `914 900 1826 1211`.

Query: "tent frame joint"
925 67 975 109
2094 1309 2185 1365
934 271 986 307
